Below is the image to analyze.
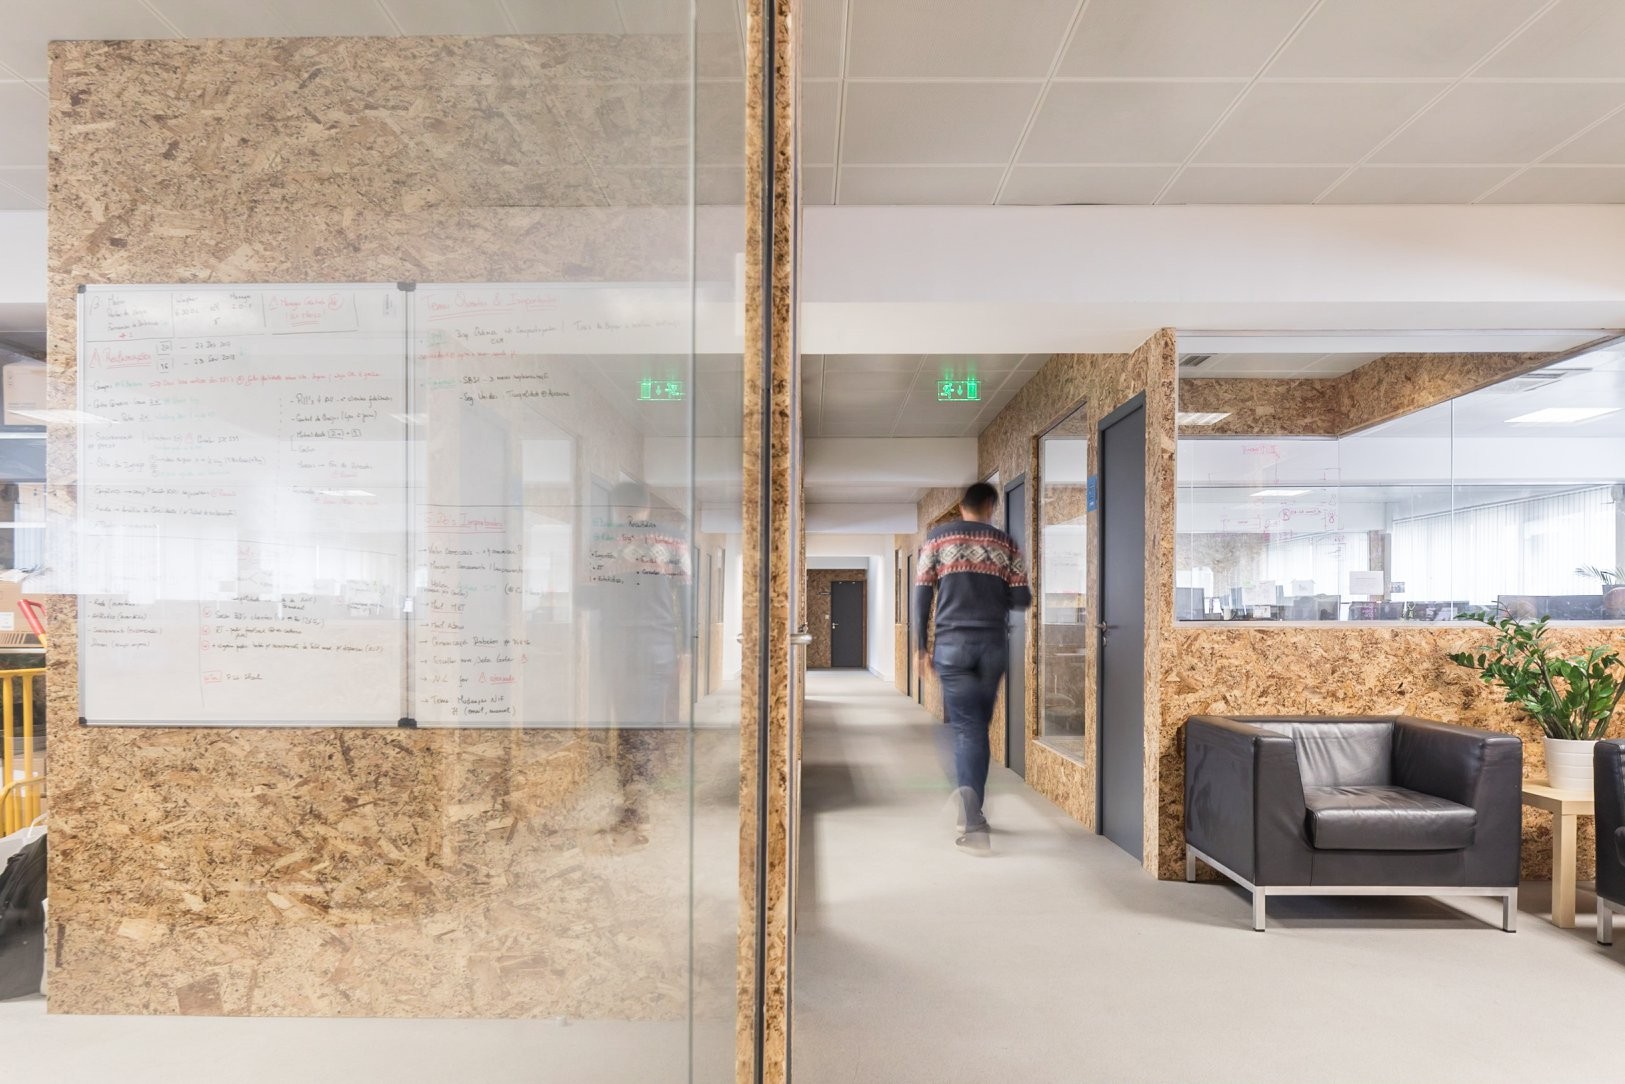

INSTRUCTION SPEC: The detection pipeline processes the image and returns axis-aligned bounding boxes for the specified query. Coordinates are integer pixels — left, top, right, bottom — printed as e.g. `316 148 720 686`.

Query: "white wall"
808 533 896 679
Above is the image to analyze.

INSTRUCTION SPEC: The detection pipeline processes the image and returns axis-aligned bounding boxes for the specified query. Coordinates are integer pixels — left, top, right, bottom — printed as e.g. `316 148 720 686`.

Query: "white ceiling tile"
816 407 902 437
1320 165 1517 203
1479 0 1625 78
823 388 910 412
1197 82 1441 164
1372 82 1625 164
0 179 40 210
379 0 513 35
1161 166 1347 204
1019 82 1240 164
823 354 923 373
801 165 836 205
1061 0 1315 78
1546 107 1625 164
148 0 289 36
827 369 918 392
892 398 984 437
619 0 715 34
1479 166 1625 203
266 0 403 35
801 81 840 165
1269 0 1549 78
847 0 1078 78
0 2 177 79
841 82 1040 165
998 164 1174 204
0 84 46 169
697 165 746 206
0 169 45 207
800 0 847 79
505 0 625 32
838 165 1003 204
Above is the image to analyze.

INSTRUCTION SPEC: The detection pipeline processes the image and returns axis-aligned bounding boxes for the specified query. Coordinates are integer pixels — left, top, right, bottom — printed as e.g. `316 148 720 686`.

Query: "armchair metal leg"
1252 889 1267 932
1185 848 1197 883
1502 889 1517 933
1600 898 1615 946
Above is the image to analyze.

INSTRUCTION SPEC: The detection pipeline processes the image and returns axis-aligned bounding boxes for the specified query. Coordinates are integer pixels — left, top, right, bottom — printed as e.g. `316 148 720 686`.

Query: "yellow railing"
1 668 45 834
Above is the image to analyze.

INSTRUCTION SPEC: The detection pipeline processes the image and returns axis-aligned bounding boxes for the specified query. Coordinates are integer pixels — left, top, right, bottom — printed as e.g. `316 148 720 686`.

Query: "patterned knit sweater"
912 518 1032 644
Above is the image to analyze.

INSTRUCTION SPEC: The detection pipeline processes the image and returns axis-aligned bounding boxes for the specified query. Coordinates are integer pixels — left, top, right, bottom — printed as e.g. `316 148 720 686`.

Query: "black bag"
0 836 45 999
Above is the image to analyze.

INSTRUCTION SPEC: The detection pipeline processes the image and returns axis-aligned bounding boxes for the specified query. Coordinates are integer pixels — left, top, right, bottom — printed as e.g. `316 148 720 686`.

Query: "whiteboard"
409 283 696 728
76 281 703 728
78 284 409 725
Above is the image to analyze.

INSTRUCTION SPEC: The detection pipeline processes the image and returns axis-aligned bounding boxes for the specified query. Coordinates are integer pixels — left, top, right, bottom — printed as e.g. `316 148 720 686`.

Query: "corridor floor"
792 670 1623 1084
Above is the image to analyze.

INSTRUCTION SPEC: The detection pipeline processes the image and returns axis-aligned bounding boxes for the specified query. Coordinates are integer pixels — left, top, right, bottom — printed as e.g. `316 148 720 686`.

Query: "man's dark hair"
962 482 998 516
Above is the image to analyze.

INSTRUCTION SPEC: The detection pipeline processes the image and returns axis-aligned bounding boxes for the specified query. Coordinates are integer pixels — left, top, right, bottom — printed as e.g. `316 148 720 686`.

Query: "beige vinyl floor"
792 670 1625 1084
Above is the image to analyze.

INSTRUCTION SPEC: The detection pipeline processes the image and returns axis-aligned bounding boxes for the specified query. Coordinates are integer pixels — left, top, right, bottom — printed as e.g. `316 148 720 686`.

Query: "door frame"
1003 471 1028 776
1094 393 1146 840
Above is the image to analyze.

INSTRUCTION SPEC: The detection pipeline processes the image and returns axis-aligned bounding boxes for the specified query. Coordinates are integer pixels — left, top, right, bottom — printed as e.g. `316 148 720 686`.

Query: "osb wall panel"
1178 351 1555 438
972 333 1179 870
805 568 865 669
737 0 794 1077
47 35 742 1023
1159 624 1625 881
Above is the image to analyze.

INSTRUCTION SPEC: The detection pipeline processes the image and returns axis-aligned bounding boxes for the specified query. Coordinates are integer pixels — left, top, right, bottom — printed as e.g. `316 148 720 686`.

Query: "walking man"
913 482 1032 853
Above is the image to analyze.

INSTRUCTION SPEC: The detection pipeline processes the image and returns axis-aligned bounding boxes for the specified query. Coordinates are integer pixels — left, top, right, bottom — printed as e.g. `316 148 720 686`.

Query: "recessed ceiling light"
1505 407 1619 425
1252 488 1308 498
1177 412 1230 426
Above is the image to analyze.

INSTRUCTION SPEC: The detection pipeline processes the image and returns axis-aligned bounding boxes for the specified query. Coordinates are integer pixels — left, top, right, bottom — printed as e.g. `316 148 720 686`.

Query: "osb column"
737 0 796 1080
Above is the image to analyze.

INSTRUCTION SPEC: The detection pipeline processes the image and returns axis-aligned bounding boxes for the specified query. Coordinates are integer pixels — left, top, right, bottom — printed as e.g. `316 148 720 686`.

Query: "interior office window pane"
1176 339 1625 623
1038 406 1088 745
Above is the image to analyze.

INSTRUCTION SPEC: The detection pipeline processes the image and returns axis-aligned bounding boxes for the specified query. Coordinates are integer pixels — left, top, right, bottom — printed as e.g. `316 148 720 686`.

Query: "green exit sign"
937 378 980 402
639 378 685 401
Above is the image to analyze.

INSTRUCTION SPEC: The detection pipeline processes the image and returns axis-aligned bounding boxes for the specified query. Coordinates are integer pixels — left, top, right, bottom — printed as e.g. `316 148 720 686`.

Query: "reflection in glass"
1038 405 1088 744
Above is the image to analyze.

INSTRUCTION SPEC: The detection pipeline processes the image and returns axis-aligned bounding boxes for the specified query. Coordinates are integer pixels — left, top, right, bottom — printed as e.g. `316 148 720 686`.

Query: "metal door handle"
1097 621 1117 640
791 630 813 646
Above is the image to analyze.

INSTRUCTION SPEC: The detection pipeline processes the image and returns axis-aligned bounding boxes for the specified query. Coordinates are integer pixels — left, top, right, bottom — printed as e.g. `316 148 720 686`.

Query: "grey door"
830 580 865 668
1098 401 1146 860
1004 478 1028 779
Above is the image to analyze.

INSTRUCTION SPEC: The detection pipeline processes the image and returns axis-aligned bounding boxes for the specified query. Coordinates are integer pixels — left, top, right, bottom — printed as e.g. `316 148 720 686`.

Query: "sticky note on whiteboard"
1348 570 1386 595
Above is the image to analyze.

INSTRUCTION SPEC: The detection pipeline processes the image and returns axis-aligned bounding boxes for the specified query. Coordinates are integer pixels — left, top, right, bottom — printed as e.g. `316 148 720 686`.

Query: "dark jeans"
933 629 1008 832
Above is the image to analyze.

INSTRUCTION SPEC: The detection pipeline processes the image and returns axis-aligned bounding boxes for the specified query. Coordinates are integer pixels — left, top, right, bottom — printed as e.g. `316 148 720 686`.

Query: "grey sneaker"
955 828 991 855
949 785 983 832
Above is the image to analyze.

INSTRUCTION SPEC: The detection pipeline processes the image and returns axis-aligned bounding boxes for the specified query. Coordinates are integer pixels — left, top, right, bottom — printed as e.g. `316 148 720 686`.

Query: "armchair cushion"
1303 784 1477 851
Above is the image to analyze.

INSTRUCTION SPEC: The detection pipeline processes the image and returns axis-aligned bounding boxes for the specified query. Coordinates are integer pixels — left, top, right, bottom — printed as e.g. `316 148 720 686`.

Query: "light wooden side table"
1521 780 1595 928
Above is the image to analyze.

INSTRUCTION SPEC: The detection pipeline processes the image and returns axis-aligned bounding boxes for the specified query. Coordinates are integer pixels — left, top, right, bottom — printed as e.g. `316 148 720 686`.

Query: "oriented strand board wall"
46 36 743 1020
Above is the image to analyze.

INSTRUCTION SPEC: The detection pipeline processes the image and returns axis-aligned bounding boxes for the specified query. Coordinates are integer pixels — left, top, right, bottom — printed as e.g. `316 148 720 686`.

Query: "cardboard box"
0 574 45 641
2 361 46 427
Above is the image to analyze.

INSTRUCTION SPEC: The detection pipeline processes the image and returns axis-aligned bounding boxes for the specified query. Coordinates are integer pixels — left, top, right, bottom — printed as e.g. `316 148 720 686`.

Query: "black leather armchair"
1184 715 1522 931
1596 740 1625 945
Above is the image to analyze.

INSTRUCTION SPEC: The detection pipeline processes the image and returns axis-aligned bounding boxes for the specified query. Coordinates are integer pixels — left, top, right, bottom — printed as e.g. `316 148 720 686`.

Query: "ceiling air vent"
1179 354 1213 369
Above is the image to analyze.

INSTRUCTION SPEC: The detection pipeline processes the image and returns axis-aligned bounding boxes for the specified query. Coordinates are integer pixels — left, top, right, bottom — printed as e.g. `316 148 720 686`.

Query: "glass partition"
43 8 755 1080
1176 336 1625 623
1038 404 1089 748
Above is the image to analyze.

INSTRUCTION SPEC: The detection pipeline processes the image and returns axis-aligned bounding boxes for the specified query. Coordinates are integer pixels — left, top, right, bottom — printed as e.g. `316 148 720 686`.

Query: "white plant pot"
1542 736 1597 793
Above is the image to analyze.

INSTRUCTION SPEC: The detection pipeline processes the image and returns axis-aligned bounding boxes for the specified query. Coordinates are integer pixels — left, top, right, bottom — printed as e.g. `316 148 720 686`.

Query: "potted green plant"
1577 565 1625 620
1449 612 1624 791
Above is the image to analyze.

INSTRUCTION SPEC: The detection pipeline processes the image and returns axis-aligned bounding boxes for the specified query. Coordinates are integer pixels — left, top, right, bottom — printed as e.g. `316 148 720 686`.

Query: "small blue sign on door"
1086 475 1098 511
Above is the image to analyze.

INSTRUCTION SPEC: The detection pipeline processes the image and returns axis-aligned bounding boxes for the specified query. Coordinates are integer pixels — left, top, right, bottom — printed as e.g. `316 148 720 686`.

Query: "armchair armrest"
1184 716 1312 886
1392 717 1522 887
1597 740 1625 904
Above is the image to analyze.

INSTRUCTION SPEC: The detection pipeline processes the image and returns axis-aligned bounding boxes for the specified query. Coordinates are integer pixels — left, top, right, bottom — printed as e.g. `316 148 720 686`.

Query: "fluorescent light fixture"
1252 489 1308 497
1506 406 1619 425
317 489 375 498
11 409 112 425
1177 411 1231 426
